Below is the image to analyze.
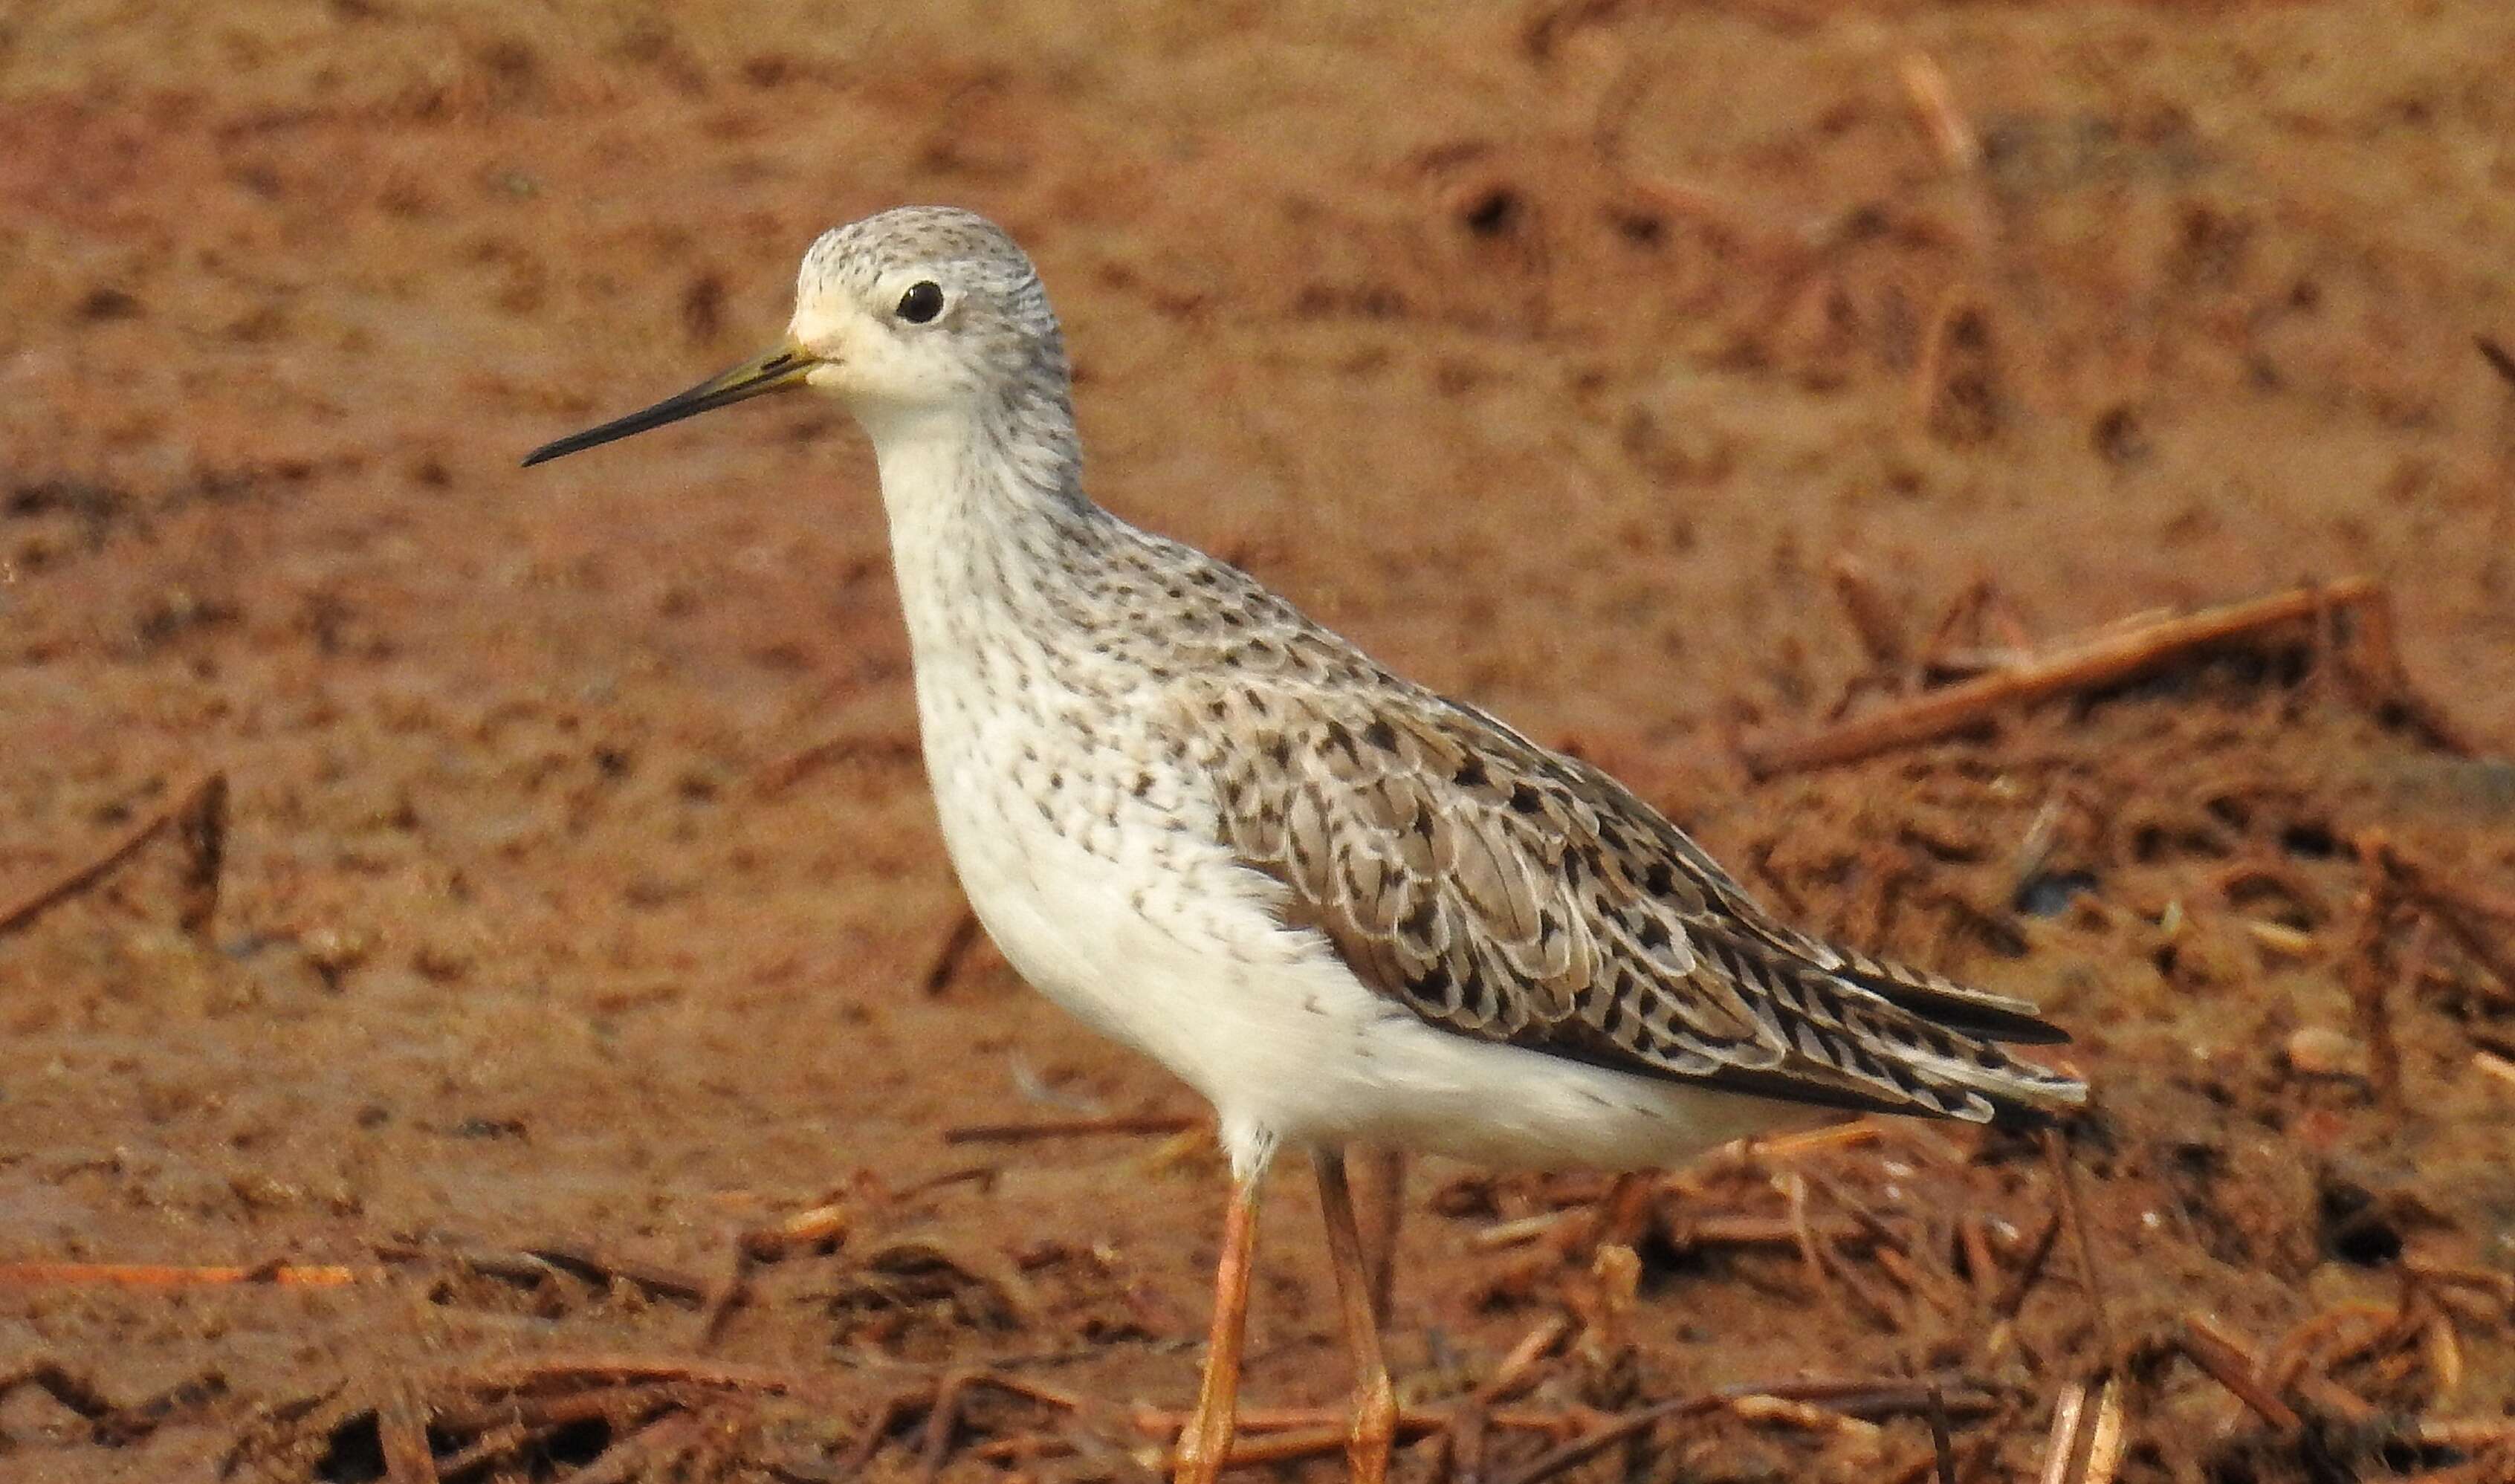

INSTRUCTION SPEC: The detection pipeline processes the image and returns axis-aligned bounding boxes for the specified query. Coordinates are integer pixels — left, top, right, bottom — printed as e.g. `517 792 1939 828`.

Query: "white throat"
854 391 1098 672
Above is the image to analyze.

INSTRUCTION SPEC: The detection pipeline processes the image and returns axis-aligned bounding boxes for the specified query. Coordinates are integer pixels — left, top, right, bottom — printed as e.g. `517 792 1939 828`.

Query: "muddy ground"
4 1 2515 1481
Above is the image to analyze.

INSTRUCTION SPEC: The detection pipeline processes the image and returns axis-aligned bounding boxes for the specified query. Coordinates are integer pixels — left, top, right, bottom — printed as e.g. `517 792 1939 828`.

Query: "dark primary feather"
1184 670 2085 1126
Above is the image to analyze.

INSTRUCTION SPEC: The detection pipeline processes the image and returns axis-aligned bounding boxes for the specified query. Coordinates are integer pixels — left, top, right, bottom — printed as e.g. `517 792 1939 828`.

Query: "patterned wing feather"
1194 678 2084 1124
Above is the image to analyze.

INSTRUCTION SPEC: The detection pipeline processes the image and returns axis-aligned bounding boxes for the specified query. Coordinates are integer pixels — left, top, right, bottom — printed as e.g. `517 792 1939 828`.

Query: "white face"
792 261 988 415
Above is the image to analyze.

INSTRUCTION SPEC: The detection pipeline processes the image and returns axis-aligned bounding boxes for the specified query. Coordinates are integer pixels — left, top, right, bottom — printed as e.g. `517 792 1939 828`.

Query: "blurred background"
4 3 2513 1480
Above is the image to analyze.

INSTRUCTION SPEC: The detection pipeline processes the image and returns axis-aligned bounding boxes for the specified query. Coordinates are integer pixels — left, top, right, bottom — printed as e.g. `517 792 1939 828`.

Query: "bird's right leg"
1316 1147 1399 1484
1173 1173 1262 1484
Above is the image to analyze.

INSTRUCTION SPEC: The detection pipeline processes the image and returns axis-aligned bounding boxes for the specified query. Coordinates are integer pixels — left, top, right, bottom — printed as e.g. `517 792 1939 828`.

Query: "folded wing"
1191 680 2085 1124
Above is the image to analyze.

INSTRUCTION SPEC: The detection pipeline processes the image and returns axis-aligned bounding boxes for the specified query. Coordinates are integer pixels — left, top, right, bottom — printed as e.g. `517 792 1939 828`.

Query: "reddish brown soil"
4 2 2514 1481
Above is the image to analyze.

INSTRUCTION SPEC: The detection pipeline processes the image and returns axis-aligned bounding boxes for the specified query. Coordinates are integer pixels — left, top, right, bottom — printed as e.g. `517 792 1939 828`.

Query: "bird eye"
896 281 945 324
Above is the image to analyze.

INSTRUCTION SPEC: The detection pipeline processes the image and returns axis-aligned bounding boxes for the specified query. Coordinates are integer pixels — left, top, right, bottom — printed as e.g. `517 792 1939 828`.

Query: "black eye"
896 281 945 323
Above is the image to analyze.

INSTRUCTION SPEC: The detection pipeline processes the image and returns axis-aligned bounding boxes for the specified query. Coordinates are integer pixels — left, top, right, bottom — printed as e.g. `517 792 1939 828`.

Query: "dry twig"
752 732 919 797
942 1113 1203 1144
0 1260 365 1287
560 1410 716 1484
1925 1383 1960 1484
2345 852 2407 1105
2036 1374 2125 1484
460 1353 835 1396
2475 1050 2515 1092
1828 554 1910 669
377 1376 438 1484
0 1362 227 1445
922 907 986 994
2480 334 2515 389
1132 1400 1568 1442
523 1242 712 1305
1958 1214 2002 1306
2370 838 2515 1002
1488 1393 1723 1484
1477 1376 1998 1484
1783 1171 1867 1329
0 771 227 939
221 1354 817 1482
1742 579 2465 776
2178 1313 2302 1430
2042 1129 2116 1376
1897 51 1981 172
1992 1208 2064 1318
696 1199 855 1348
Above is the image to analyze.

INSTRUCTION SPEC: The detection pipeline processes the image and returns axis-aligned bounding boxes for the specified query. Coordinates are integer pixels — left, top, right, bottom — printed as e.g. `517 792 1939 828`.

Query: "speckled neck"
866 378 1116 671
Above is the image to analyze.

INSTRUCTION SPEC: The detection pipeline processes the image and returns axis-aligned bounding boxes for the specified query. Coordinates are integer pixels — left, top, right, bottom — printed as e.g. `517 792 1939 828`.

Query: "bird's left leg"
1315 1147 1398 1484
1364 1147 1406 1329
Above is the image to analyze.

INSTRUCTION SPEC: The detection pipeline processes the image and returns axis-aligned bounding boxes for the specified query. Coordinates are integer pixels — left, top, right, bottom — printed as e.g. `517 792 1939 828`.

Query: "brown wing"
1538 745 2076 1046
1189 680 2084 1124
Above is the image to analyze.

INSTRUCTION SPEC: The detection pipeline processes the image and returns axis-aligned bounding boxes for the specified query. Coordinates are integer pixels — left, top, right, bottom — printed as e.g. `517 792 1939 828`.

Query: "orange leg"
1365 1148 1406 1329
1316 1148 1399 1484
1174 1174 1261 1484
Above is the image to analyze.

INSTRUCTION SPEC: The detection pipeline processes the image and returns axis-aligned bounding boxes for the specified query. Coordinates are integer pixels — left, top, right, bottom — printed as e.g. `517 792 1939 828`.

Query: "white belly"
922 720 1817 1179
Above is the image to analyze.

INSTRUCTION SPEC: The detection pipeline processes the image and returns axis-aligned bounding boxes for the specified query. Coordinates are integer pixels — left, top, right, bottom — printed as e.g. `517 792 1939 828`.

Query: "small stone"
2286 1025 2366 1078
302 925 374 977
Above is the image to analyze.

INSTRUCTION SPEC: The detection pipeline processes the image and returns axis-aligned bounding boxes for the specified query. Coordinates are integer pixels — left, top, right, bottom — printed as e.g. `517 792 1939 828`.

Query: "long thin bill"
521 343 817 467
